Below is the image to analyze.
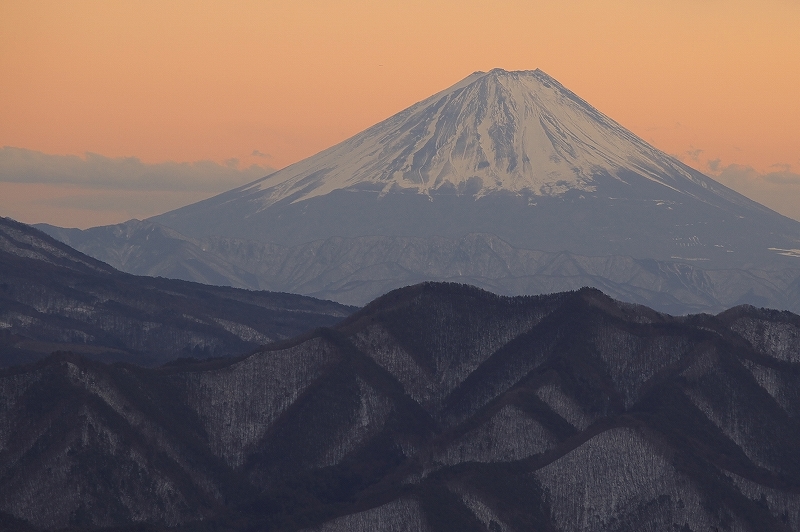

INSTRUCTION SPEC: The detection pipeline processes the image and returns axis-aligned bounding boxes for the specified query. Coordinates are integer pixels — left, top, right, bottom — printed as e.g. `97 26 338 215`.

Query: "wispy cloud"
710 162 800 222
685 147 703 161
251 150 272 159
670 144 800 223
0 147 275 193
0 147 277 228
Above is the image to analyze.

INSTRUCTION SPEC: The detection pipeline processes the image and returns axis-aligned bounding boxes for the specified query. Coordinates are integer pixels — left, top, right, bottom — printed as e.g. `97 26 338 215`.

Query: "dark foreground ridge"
0 216 355 367
1 282 799 531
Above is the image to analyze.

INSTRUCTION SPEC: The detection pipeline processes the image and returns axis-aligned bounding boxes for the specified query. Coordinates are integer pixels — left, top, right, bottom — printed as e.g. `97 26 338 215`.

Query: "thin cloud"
770 162 793 173
0 147 275 193
764 172 800 186
686 148 703 161
710 162 800 222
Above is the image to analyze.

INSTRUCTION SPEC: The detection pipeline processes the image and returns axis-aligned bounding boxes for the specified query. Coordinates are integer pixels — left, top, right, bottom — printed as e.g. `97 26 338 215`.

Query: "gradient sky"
1 0 799 227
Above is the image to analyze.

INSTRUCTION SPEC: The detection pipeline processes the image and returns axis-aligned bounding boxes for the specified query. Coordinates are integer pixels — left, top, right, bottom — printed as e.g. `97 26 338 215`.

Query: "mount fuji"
41 69 800 311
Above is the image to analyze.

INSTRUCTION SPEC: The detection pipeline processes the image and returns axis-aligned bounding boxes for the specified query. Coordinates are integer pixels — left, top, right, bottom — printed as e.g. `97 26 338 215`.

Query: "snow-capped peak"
234 69 730 207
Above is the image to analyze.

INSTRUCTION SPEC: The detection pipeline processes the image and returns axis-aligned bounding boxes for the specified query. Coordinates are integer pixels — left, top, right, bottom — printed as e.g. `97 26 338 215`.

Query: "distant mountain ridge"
0 217 354 367
2 282 799 531
39 218 800 313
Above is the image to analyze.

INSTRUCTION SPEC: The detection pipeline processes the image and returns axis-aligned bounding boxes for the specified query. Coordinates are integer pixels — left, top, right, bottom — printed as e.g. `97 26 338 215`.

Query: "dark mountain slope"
0 217 355 366
1 282 799 531
0 353 241 528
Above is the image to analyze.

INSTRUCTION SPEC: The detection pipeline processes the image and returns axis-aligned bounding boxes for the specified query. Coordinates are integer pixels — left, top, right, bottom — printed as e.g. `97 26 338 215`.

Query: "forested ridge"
2 282 799 531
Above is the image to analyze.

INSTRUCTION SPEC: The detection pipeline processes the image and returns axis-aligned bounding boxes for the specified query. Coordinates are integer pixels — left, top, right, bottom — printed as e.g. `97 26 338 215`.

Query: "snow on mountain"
230 68 744 208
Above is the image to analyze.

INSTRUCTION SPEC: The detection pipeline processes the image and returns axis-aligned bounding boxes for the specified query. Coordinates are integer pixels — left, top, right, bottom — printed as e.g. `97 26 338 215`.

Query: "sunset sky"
1 0 799 227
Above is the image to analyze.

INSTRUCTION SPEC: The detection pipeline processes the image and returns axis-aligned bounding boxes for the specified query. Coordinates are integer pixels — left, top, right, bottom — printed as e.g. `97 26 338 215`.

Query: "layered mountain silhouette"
39 69 800 312
0 217 354 367
2 282 799 531
40 218 800 314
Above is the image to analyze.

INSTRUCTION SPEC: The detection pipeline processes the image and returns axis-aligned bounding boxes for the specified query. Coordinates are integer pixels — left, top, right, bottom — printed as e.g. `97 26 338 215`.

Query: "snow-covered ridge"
240 68 721 208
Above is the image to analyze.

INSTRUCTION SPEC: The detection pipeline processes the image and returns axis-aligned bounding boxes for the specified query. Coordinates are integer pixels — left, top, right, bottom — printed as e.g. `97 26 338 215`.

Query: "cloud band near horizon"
0 147 274 192
2 146 799 229
0 147 275 228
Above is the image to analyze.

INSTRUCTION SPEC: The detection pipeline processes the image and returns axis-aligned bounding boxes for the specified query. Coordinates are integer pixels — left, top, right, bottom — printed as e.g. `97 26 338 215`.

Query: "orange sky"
1 0 799 227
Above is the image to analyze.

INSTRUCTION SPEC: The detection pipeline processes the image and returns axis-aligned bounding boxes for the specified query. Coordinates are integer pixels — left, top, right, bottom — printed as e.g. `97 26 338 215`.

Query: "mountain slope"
37 219 261 288
2 283 799 530
0 217 355 366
